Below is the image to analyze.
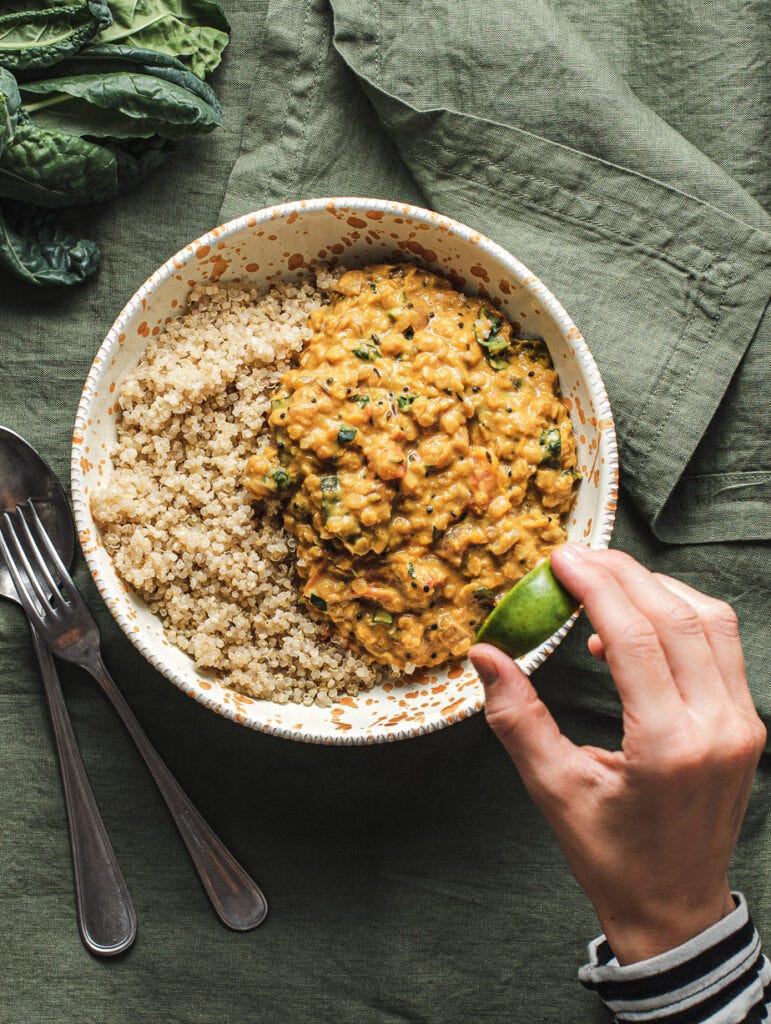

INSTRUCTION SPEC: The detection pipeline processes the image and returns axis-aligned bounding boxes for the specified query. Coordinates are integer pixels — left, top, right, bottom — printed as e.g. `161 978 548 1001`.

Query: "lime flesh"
474 557 580 659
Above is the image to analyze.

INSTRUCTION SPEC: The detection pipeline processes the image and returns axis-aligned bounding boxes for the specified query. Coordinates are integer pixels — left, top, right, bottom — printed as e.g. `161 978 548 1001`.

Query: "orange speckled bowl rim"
71 196 618 744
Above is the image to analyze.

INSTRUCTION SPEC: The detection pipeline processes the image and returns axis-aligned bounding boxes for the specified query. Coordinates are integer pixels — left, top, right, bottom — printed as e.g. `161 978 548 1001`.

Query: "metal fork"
0 500 267 931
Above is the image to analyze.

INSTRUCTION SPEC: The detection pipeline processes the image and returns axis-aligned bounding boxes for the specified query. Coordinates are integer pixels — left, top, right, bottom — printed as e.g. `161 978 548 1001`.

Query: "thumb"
470 643 577 798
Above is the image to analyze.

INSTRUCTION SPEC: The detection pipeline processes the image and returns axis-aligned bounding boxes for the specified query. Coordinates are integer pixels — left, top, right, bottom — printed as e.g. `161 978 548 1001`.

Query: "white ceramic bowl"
71 197 618 744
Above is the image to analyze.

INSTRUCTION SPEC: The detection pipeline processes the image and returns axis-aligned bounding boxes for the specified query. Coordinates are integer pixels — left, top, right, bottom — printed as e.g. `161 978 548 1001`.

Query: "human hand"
469 546 766 965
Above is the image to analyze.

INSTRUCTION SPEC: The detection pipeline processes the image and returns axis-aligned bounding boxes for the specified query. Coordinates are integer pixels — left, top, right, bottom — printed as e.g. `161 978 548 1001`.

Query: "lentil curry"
242 264 580 670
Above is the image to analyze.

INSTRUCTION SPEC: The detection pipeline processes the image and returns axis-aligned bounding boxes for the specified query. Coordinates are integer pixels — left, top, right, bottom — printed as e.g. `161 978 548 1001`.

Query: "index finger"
470 643 583 801
551 545 684 720
654 574 758 719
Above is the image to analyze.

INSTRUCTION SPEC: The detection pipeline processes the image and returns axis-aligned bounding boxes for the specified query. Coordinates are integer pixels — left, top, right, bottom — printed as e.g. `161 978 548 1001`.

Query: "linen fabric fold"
221 0 771 547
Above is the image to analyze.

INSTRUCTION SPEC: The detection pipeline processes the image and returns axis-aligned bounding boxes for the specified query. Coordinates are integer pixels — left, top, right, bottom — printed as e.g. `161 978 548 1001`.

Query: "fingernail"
558 543 587 564
470 651 499 688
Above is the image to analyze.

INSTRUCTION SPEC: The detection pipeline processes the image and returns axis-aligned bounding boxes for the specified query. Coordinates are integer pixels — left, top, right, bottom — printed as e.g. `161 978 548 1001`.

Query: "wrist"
596 884 735 965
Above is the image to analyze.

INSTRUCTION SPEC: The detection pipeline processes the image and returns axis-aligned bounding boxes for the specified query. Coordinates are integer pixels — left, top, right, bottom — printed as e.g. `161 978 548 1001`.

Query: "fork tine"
0 514 49 616
14 505 69 612
2 512 51 610
23 500 80 605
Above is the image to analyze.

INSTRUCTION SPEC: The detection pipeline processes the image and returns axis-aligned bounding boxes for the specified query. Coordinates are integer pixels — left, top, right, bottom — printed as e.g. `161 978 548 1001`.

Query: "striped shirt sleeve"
579 893 771 1023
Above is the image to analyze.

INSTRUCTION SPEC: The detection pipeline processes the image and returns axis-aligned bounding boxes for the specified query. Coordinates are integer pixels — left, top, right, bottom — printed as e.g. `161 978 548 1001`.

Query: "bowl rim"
71 195 618 745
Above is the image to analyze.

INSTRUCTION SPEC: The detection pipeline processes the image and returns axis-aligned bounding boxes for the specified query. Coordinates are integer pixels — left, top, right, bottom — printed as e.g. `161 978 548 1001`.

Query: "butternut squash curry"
242 264 580 670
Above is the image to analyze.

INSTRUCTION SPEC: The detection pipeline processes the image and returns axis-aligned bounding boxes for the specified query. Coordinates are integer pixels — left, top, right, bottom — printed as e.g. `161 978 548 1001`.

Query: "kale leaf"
0 200 99 285
96 0 230 79
0 67 21 156
20 67 221 140
0 0 229 285
0 121 118 206
0 1 113 71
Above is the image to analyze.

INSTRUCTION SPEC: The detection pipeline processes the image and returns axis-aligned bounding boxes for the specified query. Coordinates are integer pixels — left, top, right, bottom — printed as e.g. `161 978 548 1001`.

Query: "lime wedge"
474 557 579 659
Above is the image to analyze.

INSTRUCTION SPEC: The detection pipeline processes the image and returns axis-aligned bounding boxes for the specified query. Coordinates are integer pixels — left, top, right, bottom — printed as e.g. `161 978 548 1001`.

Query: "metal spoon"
0 426 137 956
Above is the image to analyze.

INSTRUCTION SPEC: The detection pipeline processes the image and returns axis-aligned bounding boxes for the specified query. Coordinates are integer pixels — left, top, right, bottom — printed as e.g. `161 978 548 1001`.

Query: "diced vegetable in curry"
242 263 580 670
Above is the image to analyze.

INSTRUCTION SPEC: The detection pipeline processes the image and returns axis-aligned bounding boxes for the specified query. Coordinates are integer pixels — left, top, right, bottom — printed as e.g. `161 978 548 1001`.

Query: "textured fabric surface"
0 2 769 1022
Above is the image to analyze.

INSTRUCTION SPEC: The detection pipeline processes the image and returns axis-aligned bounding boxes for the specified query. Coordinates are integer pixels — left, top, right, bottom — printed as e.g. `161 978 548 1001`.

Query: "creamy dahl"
243 263 580 670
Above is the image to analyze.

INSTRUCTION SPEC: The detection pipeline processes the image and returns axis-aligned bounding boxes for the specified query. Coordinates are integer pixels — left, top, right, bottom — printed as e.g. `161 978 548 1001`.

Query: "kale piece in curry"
242 263 580 670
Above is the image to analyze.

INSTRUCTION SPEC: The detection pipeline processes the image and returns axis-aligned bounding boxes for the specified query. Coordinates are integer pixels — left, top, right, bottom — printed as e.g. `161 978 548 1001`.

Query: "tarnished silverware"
0 426 136 956
0 498 267 932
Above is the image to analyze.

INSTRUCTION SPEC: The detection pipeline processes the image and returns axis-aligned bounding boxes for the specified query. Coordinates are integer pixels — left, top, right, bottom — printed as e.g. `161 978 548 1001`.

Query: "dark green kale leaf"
0 1 230 284
0 1 112 71
0 199 99 285
19 67 222 140
0 120 118 206
96 0 230 79
0 66 22 156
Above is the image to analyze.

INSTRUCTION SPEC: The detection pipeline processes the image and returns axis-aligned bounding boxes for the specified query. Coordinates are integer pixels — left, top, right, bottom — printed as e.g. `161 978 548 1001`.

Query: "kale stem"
22 94 69 115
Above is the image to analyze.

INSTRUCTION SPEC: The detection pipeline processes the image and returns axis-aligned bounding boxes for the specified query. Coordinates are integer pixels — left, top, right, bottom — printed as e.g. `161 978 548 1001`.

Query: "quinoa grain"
91 278 387 705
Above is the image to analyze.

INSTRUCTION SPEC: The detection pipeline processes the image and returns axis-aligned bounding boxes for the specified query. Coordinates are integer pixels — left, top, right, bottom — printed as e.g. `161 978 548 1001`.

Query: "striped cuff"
579 894 771 1022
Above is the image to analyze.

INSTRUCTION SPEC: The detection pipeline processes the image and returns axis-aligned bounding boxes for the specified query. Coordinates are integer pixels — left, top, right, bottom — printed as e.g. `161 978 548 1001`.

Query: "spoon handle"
87 654 267 931
30 625 137 956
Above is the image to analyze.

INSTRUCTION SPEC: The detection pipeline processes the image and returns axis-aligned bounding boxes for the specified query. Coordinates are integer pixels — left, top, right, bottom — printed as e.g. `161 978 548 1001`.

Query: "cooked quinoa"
91 277 388 706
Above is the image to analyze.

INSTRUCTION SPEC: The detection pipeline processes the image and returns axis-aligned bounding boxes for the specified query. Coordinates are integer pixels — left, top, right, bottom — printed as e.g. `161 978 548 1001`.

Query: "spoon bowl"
0 426 74 591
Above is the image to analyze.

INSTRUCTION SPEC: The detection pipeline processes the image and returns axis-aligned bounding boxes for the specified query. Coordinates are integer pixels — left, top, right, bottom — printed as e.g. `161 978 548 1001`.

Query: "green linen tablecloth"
1 2 769 1021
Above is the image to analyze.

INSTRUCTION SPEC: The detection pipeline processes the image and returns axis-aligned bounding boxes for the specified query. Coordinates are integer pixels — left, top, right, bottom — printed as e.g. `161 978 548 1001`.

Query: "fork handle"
31 626 137 956
87 655 267 931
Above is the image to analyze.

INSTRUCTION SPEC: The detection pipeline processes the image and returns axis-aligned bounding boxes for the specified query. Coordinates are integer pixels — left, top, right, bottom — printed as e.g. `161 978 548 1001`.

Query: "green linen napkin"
223 0 771 546
1 2 768 1022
